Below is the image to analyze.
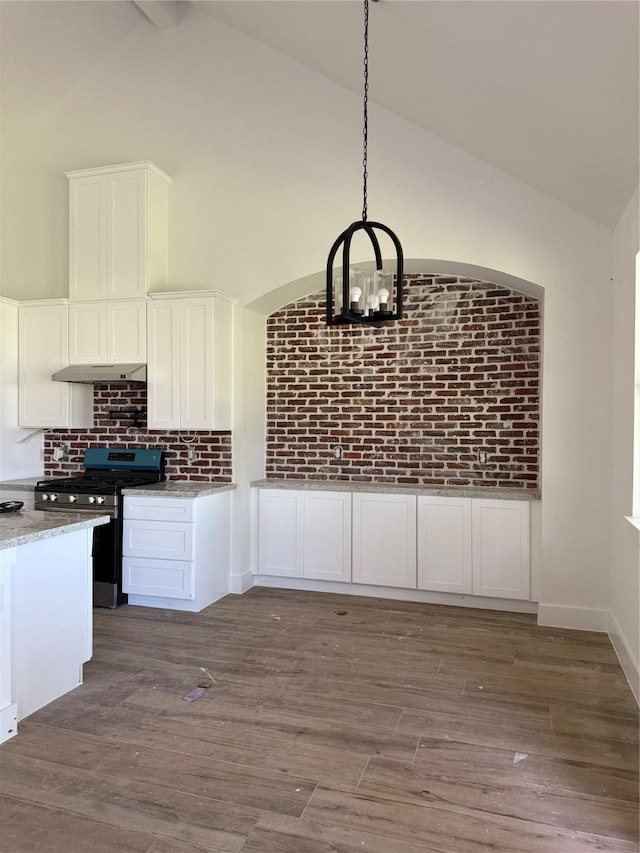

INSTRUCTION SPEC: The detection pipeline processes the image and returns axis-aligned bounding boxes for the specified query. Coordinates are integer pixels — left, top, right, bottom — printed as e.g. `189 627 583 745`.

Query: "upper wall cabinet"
18 301 93 429
66 162 170 302
147 292 234 431
68 299 147 364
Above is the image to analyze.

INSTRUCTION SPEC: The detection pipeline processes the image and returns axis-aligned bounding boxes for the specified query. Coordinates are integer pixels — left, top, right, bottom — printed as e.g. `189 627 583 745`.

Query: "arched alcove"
256 262 543 489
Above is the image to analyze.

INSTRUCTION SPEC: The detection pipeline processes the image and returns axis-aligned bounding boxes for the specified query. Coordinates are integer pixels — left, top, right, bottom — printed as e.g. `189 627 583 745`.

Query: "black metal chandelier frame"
326 0 404 327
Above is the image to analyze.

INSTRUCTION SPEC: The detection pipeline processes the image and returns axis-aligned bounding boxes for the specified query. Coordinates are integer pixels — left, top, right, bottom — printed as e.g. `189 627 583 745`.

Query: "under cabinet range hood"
52 363 147 384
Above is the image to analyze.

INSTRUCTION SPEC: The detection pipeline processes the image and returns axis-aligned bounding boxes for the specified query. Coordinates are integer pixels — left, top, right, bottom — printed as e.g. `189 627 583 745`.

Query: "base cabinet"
417 496 472 594
123 491 231 611
256 489 531 604
417 496 530 600
471 499 530 599
352 493 417 588
257 489 351 582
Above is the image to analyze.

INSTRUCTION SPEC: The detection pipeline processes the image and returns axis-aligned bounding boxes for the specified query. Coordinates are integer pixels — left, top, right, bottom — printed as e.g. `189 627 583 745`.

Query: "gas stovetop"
35 447 166 514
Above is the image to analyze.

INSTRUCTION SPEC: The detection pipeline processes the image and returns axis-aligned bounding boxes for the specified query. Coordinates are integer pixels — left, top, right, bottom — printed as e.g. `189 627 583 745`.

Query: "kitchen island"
0 509 110 743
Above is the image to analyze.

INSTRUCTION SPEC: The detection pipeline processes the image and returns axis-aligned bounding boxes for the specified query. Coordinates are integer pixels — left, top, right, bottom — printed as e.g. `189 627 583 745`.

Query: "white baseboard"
229 571 254 595
536 603 608 632
607 610 640 705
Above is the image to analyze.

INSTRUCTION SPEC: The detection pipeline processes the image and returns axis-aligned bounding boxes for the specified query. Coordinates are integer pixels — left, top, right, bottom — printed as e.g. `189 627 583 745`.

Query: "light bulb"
349 286 362 304
377 287 390 306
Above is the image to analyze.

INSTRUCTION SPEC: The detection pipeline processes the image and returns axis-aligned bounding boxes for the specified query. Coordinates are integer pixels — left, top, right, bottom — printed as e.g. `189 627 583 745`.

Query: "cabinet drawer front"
124 496 194 523
123 520 194 560
123 556 194 599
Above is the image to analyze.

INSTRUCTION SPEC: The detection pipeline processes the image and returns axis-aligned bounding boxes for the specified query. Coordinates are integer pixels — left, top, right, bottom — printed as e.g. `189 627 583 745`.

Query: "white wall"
608 187 639 700
0 299 44 480
0 3 625 636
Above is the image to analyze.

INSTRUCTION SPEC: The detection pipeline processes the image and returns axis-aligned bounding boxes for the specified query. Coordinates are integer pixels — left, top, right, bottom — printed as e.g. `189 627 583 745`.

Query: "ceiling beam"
134 1 180 29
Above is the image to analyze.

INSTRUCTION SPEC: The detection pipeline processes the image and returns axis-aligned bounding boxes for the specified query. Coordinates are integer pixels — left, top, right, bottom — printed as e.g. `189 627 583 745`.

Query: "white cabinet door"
352 493 417 588
417 496 472 594
257 489 303 577
69 300 146 364
67 162 169 302
146 299 180 429
68 174 106 301
18 302 93 428
472 499 530 600
147 294 233 430
106 300 146 362
303 490 351 582
69 301 106 363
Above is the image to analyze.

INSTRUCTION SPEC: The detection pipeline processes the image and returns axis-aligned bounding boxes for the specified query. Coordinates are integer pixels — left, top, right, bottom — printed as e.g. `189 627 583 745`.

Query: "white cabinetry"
257 489 351 582
67 162 170 302
417 496 530 600
123 491 231 611
352 492 417 588
472 499 530 600
147 293 233 430
417 495 472 594
18 301 93 429
69 299 147 364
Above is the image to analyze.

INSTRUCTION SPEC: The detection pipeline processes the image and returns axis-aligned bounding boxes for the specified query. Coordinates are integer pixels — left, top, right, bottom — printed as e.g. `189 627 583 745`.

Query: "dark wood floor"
1 587 638 853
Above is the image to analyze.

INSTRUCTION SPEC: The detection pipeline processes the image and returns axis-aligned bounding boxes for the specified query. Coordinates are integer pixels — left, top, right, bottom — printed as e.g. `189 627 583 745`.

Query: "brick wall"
266 274 541 489
44 384 233 481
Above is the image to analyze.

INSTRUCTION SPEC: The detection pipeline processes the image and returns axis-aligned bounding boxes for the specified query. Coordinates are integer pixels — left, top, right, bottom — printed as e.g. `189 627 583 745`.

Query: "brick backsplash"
44 384 232 481
266 274 541 489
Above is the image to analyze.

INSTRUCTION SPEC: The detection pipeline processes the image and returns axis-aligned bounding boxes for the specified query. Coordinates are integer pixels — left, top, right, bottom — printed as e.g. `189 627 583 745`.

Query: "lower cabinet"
352 492 417 588
122 491 231 611
256 488 531 603
417 495 530 600
257 489 351 582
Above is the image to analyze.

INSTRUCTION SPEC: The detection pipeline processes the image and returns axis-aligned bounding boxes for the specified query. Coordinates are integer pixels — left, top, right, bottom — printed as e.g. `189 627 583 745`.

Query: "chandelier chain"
362 0 369 222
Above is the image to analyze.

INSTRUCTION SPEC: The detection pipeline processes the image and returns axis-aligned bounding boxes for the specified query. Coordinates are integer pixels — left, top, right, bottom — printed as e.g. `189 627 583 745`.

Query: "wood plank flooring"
1 587 638 852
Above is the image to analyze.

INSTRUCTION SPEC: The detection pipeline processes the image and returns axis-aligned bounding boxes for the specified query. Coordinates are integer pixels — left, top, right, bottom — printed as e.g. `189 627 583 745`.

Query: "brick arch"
265 271 541 488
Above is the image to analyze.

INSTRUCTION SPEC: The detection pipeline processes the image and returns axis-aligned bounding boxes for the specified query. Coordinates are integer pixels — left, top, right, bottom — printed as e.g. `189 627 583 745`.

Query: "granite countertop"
251 479 541 501
0 478 237 499
0 477 42 491
0 510 111 550
121 482 237 498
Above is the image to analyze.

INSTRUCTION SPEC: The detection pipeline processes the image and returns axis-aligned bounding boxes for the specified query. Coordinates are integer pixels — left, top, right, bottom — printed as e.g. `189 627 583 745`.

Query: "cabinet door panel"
180 299 213 430
258 490 303 577
352 493 417 588
107 170 145 299
472 500 530 599
418 496 472 593
106 300 146 362
69 176 106 301
69 302 106 363
147 300 181 428
303 491 351 582
123 556 194 599
123 520 194 561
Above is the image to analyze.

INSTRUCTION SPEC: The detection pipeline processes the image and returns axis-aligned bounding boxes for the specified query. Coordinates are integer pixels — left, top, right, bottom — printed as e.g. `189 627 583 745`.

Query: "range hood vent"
52 363 147 384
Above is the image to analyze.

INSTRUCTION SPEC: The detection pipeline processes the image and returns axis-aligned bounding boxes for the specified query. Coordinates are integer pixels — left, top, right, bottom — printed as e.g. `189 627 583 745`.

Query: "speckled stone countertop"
0 510 111 550
251 479 541 501
122 482 237 498
0 477 42 491
0 478 237 499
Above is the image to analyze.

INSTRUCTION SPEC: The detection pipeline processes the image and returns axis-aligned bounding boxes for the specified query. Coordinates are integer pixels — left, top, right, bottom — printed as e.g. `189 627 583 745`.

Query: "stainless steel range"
35 448 166 607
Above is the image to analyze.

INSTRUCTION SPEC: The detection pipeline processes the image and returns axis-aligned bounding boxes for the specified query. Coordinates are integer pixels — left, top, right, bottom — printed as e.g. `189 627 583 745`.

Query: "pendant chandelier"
326 0 404 326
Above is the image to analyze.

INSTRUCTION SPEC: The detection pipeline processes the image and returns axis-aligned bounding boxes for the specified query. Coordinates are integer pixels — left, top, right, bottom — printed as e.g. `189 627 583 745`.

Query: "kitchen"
0 1 638 850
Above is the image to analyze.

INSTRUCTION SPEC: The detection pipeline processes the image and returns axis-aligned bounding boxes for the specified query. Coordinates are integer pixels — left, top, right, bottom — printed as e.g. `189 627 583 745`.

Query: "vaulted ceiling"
177 0 638 230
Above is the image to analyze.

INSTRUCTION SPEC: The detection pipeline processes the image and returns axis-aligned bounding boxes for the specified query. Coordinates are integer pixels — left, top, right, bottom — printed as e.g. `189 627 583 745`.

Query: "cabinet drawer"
122 556 194 599
123 520 194 561
124 496 194 523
